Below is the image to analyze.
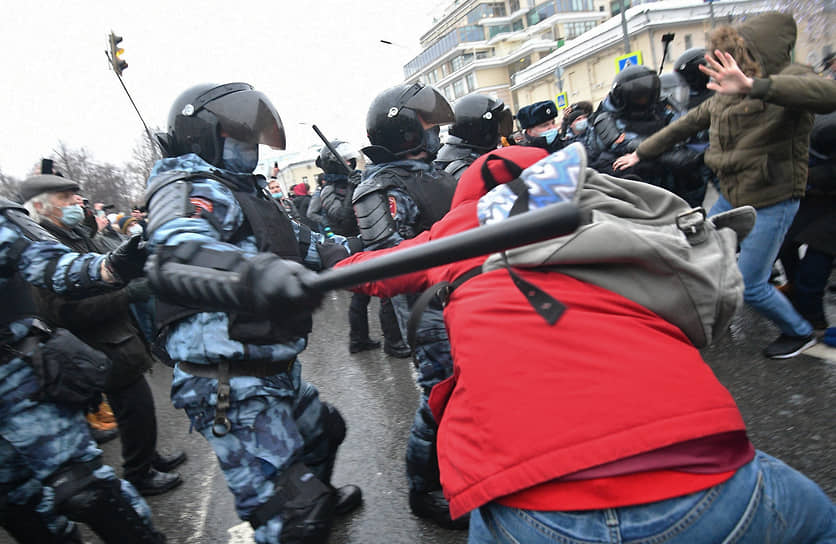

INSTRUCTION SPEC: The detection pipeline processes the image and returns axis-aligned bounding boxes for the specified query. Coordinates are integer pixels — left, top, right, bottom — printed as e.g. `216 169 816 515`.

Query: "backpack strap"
406 266 482 350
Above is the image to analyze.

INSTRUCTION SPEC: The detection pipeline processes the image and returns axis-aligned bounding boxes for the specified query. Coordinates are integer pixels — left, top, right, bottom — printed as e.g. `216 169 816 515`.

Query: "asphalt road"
5 288 833 544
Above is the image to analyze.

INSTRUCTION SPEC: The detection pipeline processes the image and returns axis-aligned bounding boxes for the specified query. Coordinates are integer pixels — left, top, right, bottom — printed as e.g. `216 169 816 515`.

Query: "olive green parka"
636 12 836 208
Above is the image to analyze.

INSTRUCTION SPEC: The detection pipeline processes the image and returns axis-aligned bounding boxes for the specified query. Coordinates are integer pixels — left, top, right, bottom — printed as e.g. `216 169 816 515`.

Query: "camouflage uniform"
354 160 454 495
146 154 353 544
0 213 154 541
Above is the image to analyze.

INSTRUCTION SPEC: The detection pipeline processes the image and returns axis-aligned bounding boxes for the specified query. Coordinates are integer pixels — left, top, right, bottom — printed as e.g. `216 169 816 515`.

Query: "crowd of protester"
1 11 835 544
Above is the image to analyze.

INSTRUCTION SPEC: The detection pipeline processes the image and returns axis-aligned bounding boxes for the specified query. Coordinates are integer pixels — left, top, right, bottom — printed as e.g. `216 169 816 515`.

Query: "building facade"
405 0 835 127
403 0 611 112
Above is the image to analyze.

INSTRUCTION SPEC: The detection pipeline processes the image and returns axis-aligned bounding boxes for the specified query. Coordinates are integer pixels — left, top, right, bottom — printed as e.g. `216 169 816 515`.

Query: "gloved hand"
106 235 147 282
122 278 153 302
348 170 363 187
347 236 364 254
248 254 323 315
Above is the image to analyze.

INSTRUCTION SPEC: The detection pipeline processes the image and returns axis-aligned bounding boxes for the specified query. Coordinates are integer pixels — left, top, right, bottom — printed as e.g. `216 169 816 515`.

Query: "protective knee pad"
48 467 164 544
247 462 336 544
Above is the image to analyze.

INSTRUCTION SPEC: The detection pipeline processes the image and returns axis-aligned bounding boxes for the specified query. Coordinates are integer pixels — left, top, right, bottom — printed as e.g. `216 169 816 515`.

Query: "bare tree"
50 141 137 212
125 129 163 205
0 169 20 201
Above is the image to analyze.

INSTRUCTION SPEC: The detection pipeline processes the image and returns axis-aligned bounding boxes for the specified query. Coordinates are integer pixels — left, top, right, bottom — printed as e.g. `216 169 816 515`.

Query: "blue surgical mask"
572 119 588 135
541 128 559 145
60 204 84 227
271 192 283 199
424 128 441 157
222 137 259 173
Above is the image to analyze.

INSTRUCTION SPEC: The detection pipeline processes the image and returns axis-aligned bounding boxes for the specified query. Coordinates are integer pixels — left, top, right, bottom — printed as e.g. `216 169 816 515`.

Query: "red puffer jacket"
337 146 748 519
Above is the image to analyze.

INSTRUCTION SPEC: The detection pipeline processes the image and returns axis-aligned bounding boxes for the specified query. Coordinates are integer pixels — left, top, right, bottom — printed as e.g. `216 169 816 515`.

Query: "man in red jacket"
337 145 835 542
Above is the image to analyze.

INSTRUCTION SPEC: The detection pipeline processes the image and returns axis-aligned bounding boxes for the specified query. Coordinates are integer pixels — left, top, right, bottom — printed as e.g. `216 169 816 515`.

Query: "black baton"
312 125 354 176
309 202 581 292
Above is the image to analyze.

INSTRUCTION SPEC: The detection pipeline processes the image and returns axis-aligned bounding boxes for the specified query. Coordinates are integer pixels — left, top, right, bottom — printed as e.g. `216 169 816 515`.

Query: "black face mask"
424 127 441 160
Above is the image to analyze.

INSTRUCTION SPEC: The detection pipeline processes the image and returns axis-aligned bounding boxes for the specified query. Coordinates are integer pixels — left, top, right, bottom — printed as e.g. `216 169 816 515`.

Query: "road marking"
228 522 254 542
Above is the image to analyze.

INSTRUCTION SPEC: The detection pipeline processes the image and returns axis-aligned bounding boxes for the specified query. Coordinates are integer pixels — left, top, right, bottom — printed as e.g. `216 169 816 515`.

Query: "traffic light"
108 32 128 76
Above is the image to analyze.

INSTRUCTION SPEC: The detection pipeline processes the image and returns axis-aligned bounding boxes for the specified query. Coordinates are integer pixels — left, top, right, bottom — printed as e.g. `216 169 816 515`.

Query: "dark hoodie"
637 12 836 208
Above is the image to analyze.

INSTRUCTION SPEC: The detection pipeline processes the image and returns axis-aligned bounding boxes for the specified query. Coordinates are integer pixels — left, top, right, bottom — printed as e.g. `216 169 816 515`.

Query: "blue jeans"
468 451 836 543
710 195 812 337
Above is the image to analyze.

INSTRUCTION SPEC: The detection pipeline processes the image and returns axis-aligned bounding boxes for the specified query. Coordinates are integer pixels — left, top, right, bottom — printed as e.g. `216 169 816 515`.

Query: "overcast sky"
0 1 447 180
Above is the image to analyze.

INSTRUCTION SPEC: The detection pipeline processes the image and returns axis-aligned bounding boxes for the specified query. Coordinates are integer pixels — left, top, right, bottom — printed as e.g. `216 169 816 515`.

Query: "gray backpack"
409 144 755 349
478 146 754 348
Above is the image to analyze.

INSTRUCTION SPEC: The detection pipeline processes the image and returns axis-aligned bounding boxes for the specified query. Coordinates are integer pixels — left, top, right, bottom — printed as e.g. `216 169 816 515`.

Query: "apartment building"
406 0 835 122
511 0 835 113
403 0 611 112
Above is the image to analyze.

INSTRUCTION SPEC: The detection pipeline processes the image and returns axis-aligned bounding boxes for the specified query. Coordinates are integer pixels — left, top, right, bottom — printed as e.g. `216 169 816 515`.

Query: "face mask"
60 204 84 227
424 128 441 157
572 119 588 135
541 128 559 145
128 224 144 236
222 137 259 173
271 192 283 199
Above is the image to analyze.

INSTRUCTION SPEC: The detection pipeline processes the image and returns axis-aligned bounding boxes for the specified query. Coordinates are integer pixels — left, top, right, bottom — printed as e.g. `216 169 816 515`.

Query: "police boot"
1 493 83 543
409 489 469 530
46 462 165 544
247 462 337 544
318 403 362 516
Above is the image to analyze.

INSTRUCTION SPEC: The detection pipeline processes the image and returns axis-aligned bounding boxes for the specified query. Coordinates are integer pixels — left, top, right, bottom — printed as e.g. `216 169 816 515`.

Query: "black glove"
347 236 364 254
122 278 153 302
106 235 147 282
347 170 362 187
248 254 323 315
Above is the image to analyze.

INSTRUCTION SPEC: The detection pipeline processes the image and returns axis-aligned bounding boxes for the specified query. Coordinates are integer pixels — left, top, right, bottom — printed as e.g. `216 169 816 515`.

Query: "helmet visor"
497 107 514 138
661 73 690 110
205 89 286 149
401 84 454 126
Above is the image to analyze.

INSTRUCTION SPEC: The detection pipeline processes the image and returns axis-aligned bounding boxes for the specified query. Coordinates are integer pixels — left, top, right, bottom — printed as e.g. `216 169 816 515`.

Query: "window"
427 70 437 84
512 18 524 31
466 72 477 91
527 2 556 25
453 78 466 98
488 24 512 38
444 85 454 101
564 21 596 39
684 34 692 50
451 53 474 71
508 55 532 78
510 0 520 11
441 62 451 77
467 3 506 23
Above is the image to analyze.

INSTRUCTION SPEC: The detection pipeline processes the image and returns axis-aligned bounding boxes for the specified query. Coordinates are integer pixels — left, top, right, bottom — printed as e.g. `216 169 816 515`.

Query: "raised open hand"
699 50 754 95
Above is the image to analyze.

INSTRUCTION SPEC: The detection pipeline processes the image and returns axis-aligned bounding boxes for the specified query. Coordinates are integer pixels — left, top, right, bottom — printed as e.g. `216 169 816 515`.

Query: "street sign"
615 51 643 72
555 92 568 109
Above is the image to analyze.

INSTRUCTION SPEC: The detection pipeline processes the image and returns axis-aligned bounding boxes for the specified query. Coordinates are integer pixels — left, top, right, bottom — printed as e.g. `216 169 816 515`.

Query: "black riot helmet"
675 48 710 94
609 65 661 118
659 72 690 113
316 141 361 174
449 94 513 151
157 82 286 166
364 83 454 162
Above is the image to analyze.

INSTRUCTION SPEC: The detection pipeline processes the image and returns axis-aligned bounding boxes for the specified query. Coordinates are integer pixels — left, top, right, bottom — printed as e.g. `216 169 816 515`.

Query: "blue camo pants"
0 357 153 538
173 361 339 544
391 294 454 493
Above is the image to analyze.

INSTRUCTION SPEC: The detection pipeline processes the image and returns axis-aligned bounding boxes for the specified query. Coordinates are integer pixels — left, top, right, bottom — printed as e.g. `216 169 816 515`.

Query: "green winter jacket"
636 12 836 208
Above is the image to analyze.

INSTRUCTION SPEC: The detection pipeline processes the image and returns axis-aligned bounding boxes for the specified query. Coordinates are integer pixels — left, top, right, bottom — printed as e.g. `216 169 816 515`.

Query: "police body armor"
435 136 481 181
352 164 456 246
0 199 55 337
145 171 313 346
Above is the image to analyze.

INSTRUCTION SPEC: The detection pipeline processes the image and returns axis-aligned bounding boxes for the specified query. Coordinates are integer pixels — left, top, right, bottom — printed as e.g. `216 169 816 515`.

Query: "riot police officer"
143 82 361 544
516 99 563 152
674 48 714 109
316 141 408 356
0 196 163 543
434 94 512 180
585 65 689 191
352 82 466 529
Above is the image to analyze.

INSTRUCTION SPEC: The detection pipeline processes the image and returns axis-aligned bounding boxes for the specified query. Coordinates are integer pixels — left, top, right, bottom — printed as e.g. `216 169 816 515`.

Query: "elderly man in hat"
20 174 187 498
516 99 562 152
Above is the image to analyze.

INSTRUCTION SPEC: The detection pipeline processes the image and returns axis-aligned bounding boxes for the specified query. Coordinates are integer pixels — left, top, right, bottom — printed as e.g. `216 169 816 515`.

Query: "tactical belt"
177 359 294 437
